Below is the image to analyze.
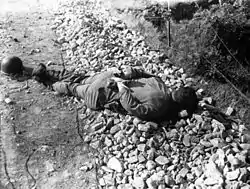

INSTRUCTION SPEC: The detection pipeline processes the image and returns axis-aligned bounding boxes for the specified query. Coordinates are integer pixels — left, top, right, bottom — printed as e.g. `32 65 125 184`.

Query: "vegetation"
141 2 250 94
117 0 250 124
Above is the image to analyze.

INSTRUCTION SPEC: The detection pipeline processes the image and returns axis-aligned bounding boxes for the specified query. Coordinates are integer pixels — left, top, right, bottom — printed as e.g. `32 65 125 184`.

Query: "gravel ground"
1 0 250 189
0 1 97 189
49 0 250 188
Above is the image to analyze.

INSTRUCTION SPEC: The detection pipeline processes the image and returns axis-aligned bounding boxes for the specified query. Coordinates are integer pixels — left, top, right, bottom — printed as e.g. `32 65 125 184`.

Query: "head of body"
171 86 198 118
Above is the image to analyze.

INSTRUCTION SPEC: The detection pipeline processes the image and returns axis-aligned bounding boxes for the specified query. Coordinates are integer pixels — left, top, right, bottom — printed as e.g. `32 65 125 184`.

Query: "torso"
128 77 178 121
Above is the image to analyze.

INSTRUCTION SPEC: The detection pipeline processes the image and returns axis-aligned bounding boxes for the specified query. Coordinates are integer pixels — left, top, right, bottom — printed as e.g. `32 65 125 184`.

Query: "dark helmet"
0 56 24 75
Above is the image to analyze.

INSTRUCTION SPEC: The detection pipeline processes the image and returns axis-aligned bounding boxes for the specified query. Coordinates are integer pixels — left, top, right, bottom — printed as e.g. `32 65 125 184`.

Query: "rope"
164 44 250 105
1 148 16 189
202 56 250 104
25 149 37 189
210 26 250 75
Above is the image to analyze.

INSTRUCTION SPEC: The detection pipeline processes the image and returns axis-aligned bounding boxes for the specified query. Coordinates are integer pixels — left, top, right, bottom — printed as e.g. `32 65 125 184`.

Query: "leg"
52 82 90 99
32 63 88 86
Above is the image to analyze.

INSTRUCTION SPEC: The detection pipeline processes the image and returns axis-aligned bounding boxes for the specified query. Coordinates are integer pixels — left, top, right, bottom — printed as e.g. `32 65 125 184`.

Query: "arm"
118 85 157 120
121 66 156 80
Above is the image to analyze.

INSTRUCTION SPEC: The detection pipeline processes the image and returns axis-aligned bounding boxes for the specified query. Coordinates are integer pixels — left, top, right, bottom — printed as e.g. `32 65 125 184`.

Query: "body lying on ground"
31 64 198 122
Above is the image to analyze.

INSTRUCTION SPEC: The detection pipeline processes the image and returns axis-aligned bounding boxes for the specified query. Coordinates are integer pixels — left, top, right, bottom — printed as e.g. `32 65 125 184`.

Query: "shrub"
141 2 250 93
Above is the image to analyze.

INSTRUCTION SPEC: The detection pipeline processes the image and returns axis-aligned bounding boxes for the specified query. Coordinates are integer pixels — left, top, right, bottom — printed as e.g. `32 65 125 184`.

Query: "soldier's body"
32 64 198 122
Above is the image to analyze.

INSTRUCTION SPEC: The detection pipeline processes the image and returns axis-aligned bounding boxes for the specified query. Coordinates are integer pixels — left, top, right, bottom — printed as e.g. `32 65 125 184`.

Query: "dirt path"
0 1 97 189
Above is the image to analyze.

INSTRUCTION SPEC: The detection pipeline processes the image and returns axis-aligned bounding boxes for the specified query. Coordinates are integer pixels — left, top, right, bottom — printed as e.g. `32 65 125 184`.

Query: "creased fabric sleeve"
119 88 156 120
129 66 156 79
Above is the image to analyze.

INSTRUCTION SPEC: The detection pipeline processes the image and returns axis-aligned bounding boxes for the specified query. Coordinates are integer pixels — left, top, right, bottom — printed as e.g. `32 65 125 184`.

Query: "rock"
148 137 157 148
240 143 250 150
192 167 203 178
196 88 204 96
203 97 214 105
165 175 175 186
175 174 184 184
158 184 165 189
132 177 146 189
195 176 205 188
114 118 120 125
110 125 121 134
4 98 13 104
200 139 212 148
186 173 194 181
125 115 133 124
133 117 142 126
107 157 123 173
209 138 222 148
139 137 146 142
235 152 247 164
91 122 103 131
227 154 240 169
145 122 158 130
193 114 203 122
131 133 139 144
127 156 138 164
106 118 114 129
90 140 100 149
99 178 106 186
118 184 134 189
101 166 113 173
46 61 54 66
175 119 187 128
138 154 146 163
138 123 151 132
183 134 191 147
225 136 233 143
226 169 240 181
124 169 133 176
146 176 158 189
239 124 247 133
105 137 113 147
211 119 225 131
146 160 156 171
178 167 189 178
147 148 156 160
167 165 176 172
238 168 248 182
155 156 170 165
225 106 234 116
79 162 93 172
241 185 250 189
137 144 146 152
204 177 221 186
114 131 125 143
240 134 250 143
30 48 41 54
215 149 226 170
45 161 55 173
204 160 223 184
178 111 188 119
101 173 114 186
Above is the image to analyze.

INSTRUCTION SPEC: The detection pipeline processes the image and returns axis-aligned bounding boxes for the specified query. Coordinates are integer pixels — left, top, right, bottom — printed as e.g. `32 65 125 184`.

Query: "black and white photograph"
0 0 250 188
